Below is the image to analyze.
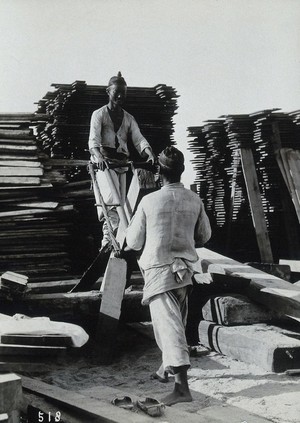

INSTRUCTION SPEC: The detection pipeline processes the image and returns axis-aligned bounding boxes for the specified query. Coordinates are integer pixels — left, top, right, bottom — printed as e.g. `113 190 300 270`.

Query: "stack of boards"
0 80 178 283
0 312 72 374
188 108 300 263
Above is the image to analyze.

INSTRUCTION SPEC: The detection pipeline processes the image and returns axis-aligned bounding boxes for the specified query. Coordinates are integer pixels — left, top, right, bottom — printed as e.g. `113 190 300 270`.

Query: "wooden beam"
240 148 273 262
197 248 300 319
199 320 300 372
202 294 278 326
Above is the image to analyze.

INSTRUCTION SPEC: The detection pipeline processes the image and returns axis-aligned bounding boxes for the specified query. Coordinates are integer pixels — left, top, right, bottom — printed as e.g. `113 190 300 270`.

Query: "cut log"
22 290 149 326
199 320 300 372
202 294 279 326
197 248 300 319
0 373 22 414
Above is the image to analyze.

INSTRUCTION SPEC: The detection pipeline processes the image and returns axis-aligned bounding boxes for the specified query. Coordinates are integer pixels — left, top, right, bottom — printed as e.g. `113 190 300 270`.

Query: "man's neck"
107 101 122 112
161 176 181 186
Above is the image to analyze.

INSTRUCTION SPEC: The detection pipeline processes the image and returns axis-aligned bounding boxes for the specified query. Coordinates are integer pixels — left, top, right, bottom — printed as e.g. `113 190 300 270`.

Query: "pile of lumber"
0 81 178 283
188 108 300 263
197 248 300 372
35 80 178 181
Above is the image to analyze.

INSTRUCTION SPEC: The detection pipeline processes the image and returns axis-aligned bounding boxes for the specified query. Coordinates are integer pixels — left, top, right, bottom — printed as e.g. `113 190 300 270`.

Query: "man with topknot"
88 72 155 251
126 146 211 406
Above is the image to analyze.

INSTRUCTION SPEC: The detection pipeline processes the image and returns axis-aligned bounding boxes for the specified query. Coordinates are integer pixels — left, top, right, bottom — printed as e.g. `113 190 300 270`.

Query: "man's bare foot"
161 383 193 406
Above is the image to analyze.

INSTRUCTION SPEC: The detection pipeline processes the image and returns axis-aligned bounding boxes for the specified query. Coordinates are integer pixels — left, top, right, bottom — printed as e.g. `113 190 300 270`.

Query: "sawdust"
38 324 300 423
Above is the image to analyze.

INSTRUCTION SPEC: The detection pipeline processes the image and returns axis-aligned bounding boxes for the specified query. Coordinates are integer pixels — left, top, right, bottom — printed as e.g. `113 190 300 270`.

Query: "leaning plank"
199 320 300 372
21 376 158 423
240 148 273 262
96 257 127 362
197 248 300 319
286 149 300 223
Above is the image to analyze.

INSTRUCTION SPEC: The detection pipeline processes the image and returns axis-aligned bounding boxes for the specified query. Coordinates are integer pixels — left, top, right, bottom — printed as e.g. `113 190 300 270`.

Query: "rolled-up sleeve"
129 117 151 155
194 201 211 246
88 110 102 150
126 201 146 251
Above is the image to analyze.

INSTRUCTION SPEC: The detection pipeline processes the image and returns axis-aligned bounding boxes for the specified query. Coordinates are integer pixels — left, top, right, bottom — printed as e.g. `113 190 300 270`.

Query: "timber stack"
0 81 178 286
188 108 300 264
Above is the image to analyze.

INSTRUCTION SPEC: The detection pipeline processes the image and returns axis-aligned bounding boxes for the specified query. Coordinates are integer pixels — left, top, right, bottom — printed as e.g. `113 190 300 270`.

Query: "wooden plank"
0 334 73 347
199 320 300 372
0 160 41 168
21 376 158 423
0 373 22 414
197 248 300 319
286 149 300 223
280 259 300 272
26 279 79 294
0 167 43 177
0 129 32 139
0 144 36 151
0 177 41 186
22 290 148 324
96 258 127 363
240 148 273 262
0 344 66 356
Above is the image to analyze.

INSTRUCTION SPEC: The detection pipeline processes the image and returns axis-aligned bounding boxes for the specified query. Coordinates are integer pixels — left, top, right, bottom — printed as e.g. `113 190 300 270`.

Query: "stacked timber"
0 81 178 284
35 80 178 181
0 112 97 282
197 248 300 372
187 108 300 263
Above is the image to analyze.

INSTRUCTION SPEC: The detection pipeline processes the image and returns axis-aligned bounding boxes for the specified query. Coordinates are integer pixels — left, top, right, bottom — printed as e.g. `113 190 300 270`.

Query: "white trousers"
94 169 126 246
149 287 190 371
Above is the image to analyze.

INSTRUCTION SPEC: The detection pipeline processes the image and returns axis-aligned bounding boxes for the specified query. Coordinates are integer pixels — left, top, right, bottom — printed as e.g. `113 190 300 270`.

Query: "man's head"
158 146 185 183
106 71 127 107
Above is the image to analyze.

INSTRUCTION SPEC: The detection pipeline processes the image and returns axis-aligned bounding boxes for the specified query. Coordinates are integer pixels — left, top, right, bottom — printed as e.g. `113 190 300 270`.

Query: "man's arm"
125 201 147 251
88 111 106 170
129 117 156 163
194 201 211 247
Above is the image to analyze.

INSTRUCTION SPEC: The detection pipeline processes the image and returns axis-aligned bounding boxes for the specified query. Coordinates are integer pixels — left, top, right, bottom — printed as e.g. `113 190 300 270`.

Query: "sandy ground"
33 323 300 423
